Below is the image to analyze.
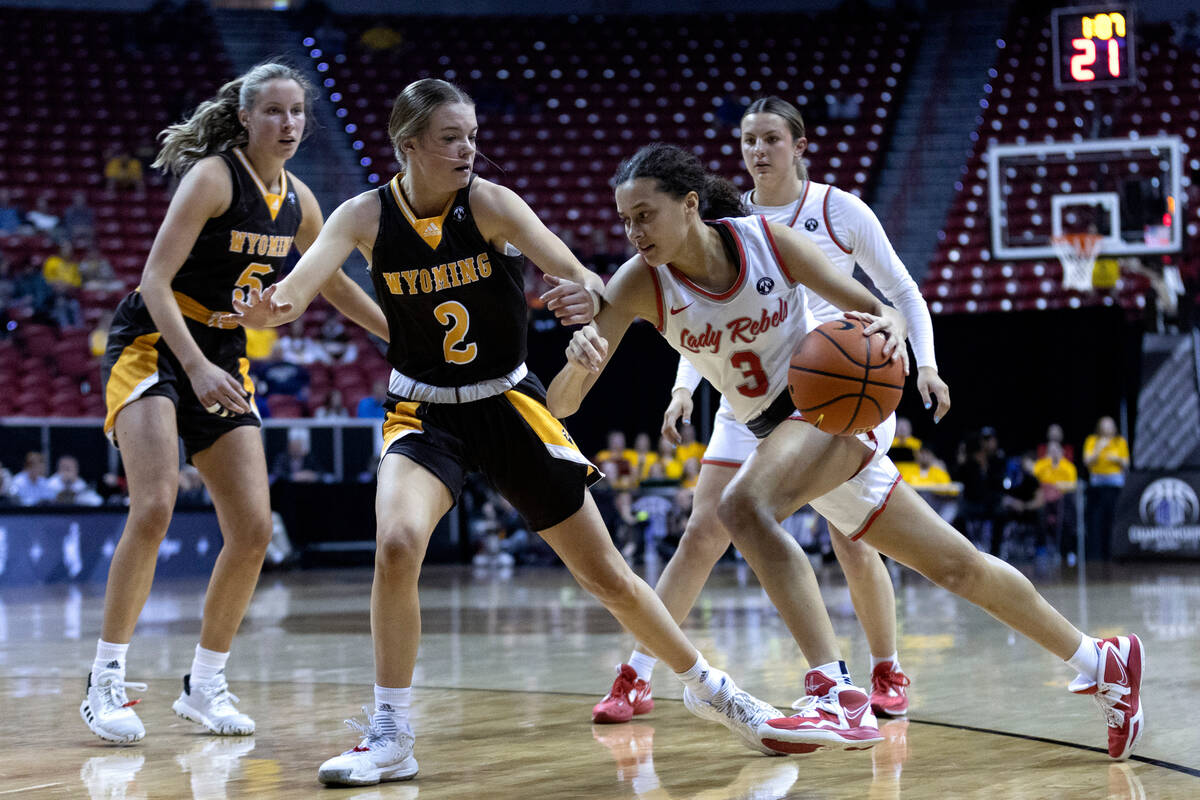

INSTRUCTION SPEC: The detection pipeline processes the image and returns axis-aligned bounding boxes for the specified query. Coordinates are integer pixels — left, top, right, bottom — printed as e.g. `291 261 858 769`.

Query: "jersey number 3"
434 301 477 364
730 351 769 398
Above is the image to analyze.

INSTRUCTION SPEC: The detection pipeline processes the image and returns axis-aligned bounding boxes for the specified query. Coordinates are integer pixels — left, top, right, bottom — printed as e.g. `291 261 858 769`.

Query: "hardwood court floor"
0 560 1197 798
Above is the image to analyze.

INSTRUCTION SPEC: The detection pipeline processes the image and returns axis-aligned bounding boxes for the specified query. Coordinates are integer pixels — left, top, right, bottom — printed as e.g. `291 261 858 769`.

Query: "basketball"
787 318 905 436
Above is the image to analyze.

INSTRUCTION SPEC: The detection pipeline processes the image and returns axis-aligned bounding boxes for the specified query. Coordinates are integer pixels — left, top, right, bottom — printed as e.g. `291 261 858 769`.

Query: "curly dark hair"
612 143 744 219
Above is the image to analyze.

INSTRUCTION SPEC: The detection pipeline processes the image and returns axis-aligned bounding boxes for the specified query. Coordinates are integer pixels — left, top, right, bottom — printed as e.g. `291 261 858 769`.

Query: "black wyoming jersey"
371 175 527 386
172 147 303 313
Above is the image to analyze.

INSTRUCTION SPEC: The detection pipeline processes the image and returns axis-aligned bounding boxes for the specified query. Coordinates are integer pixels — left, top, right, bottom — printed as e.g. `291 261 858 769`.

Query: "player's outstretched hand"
566 325 608 372
541 275 600 326
845 310 910 375
227 284 294 329
661 388 693 445
917 366 951 423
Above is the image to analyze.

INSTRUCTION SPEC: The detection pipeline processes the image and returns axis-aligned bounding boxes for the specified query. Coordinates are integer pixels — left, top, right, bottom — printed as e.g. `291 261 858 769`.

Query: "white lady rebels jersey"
741 181 935 369
649 215 812 424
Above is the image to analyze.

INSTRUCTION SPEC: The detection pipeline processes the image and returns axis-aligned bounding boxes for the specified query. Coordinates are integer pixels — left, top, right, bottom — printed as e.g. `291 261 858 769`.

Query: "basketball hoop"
1051 232 1103 292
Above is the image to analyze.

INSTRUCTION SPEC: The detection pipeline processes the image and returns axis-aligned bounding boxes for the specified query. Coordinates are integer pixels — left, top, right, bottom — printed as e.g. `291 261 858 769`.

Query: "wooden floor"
1 559 1197 798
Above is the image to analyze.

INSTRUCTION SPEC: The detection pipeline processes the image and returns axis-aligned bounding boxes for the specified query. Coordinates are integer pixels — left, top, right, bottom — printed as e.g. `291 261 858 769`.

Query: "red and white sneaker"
592 664 654 724
1069 634 1145 760
757 669 883 754
868 661 910 717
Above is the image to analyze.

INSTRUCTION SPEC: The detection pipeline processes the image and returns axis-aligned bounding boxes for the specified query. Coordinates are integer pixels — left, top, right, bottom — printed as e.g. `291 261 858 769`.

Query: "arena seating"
927 10 1199 314
308 11 919 257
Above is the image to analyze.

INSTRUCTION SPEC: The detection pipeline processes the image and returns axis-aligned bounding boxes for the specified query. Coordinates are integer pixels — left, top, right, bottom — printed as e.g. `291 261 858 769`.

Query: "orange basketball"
787 318 905 436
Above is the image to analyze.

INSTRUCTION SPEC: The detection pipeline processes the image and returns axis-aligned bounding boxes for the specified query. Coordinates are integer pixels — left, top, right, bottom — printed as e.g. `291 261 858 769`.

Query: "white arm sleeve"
828 188 938 370
673 356 703 394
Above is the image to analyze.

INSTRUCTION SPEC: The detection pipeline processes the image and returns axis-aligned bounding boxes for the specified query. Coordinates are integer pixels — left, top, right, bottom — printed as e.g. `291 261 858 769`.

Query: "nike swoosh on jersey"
670 302 695 315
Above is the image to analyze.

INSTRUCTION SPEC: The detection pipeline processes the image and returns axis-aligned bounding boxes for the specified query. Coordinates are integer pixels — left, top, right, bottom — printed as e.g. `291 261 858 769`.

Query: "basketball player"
231 79 783 786
548 143 1143 760
574 97 948 725
80 63 388 744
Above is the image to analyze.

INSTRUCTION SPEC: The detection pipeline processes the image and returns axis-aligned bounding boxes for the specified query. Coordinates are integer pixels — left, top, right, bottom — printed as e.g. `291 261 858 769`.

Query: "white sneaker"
172 671 255 736
80 668 148 744
318 707 419 787
682 673 784 756
175 738 256 797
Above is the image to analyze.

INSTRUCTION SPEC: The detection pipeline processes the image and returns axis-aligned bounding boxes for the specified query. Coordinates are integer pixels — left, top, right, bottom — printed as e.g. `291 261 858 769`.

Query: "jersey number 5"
434 301 477 364
232 262 274 306
730 350 769 398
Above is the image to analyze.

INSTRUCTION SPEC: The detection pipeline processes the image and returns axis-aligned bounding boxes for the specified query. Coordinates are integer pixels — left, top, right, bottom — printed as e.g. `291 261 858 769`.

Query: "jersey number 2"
730 351 769 398
434 301 477 364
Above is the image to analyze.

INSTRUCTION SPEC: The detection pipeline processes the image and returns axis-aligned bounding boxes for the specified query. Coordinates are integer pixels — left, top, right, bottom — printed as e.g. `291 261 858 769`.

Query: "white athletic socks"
675 653 727 702
190 645 230 685
374 685 412 732
92 639 129 682
628 650 657 682
871 652 901 671
1066 635 1101 681
814 660 853 686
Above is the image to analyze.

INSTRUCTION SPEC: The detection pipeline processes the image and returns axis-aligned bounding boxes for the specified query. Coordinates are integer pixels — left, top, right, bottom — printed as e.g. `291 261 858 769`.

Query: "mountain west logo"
756 277 774 295
804 218 819 232
453 206 466 222
1139 478 1199 527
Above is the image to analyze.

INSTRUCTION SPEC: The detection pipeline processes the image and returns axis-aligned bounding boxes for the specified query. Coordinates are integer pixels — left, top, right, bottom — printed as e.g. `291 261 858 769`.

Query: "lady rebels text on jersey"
647 215 815 424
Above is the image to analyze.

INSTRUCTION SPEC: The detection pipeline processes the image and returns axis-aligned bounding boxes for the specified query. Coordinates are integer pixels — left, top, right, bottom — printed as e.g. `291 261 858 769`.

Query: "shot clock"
1052 4 1136 90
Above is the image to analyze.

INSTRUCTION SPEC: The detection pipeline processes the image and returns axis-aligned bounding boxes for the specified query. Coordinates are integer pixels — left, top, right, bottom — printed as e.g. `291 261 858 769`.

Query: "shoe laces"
344 706 411 753
788 685 850 717
96 671 148 711
196 673 241 713
870 665 910 695
607 666 636 700
1094 681 1131 729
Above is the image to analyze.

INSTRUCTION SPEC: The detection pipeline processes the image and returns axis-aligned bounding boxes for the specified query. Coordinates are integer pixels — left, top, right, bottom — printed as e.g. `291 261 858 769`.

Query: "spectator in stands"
25 194 60 236
1033 441 1079 563
319 316 359 363
276 319 331 365
1037 422 1073 463
680 457 701 489
61 191 96 244
1083 416 1129 563
44 241 82 290
595 430 636 473
898 446 951 488
674 422 705 466
104 147 145 193
598 457 637 492
315 388 349 418
79 246 123 292
9 451 51 506
654 434 684 481
0 188 25 235
954 428 1006 550
999 453 1050 559
0 462 13 506
90 310 115 358
890 416 920 464
631 431 656 481
356 379 389 419
45 455 104 506
271 428 325 484
11 256 55 322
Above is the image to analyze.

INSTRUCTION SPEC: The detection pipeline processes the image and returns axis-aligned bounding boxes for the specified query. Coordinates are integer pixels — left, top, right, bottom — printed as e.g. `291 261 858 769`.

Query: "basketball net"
1051 232 1103 292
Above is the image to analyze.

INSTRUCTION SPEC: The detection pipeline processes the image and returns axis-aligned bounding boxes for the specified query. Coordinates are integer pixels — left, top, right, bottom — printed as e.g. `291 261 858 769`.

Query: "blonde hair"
153 62 315 177
743 96 808 180
387 78 474 168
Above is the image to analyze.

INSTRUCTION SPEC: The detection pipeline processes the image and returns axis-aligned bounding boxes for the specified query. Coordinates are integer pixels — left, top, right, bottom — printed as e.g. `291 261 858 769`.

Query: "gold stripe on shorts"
504 390 594 472
382 401 423 450
104 332 162 437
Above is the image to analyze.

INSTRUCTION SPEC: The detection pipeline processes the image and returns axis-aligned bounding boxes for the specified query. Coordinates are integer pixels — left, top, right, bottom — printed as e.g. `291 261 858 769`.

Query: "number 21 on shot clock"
1052 4 1136 90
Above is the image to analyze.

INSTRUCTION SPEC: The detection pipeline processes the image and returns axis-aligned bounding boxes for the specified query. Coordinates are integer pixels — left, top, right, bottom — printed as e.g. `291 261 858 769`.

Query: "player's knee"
927 549 984 598
227 514 273 555
677 512 730 563
375 525 427 576
576 560 640 609
716 482 764 535
125 495 175 542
